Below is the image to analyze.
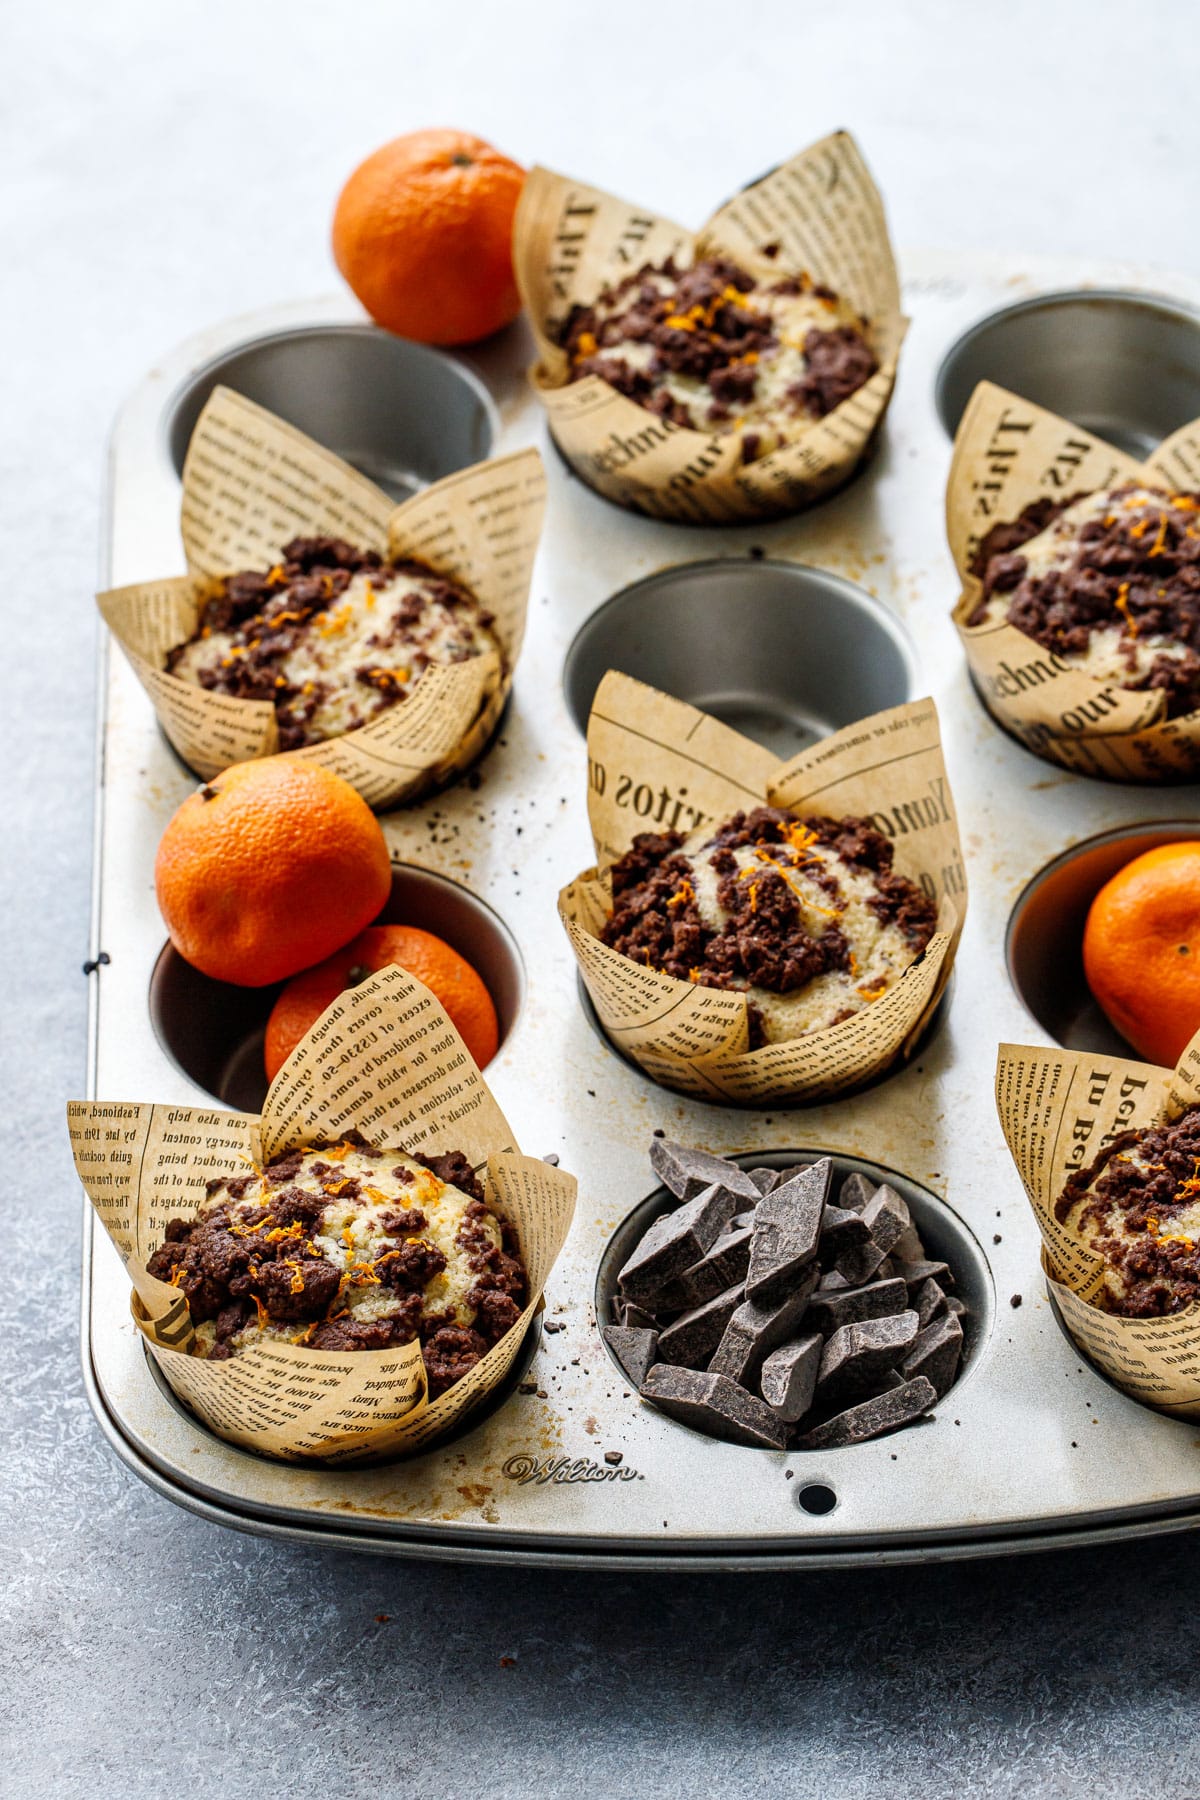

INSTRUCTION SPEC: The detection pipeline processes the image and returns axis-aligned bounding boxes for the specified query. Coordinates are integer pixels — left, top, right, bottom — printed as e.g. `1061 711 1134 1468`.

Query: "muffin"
1055 1105 1200 1317
969 483 1200 717
167 536 501 750
562 256 878 466
600 806 937 1046
145 1132 526 1396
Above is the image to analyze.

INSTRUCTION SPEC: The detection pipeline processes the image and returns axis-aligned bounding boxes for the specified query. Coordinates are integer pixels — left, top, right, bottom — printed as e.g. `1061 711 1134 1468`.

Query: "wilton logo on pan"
502 1454 641 1485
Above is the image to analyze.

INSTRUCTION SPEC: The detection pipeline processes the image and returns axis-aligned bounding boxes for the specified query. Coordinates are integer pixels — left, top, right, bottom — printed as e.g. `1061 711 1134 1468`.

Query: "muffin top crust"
1056 1106 1200 1318
146 1133 526 1396
561 255 877 465
167 536 500 749
970 483 1200 717
601 806 937 1047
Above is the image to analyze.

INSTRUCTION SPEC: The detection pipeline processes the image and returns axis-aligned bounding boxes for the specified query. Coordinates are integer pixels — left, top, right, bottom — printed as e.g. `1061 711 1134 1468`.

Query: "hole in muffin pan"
1006 821 1200 1056
796 1482 838 1515
935 289 1200 458
594 1148 993 1452
576 972 953 1109
149 866 525 1112
163 325 498 502
141 1315 543 1466
562 559 918 760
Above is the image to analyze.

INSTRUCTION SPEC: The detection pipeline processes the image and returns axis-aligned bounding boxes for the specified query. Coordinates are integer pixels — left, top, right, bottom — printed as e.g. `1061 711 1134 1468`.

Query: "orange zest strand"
1113 582 1139 638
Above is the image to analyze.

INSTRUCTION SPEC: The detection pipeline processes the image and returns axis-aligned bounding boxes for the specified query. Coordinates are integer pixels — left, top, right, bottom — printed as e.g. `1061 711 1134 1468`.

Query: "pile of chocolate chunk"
603 1140 966 1450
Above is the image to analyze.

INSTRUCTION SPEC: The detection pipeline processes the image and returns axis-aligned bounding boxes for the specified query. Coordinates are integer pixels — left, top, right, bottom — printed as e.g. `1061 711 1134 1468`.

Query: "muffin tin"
562 560 917 757
84 263 1200 1568
935 287 1200 457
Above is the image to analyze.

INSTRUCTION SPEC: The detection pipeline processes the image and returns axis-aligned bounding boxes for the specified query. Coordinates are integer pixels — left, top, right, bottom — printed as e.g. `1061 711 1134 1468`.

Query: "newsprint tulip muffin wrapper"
995 1032 1200 1417
559 673 965 1105
68 966 576 1463
513 130 906 523
97 387 546 806
948 381 1200 781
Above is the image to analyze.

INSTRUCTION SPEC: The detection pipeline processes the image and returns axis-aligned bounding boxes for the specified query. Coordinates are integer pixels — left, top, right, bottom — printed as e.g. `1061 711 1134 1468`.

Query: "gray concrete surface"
5 2 1200 1793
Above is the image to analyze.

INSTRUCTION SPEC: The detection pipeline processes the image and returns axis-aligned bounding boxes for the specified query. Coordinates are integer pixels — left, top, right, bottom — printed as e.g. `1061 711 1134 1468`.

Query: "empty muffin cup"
1007 821 1200 1055
563 559 917 759
150 866 524 1111
164 324 498 500
936 289 1200 458
595 1148 991 1447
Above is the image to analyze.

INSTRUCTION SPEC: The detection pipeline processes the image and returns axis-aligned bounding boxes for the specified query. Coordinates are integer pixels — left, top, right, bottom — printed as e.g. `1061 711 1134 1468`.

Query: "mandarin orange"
264 923 500 1080
1083 842 1200 1066
332 128 525 345
155 758 392 987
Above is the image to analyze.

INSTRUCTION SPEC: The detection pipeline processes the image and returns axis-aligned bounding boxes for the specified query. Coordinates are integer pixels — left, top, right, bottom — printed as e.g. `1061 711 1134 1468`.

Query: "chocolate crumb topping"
413 1149 485 1204
561 255 877 458
970 484 1200 718
166 537 497 748
1058 1106 1200 1315
787 327 878 416
601 806 936 1038
146 1140 526 1390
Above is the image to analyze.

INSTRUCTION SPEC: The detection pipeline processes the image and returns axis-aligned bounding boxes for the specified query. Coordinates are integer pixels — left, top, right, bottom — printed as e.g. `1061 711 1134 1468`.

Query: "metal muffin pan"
563 559 918 758
150 865 525 1113
1007 821 1200 1058
84 264 1200 1567
164 321 499 501
595 1147 992 1448
935 287 1200 457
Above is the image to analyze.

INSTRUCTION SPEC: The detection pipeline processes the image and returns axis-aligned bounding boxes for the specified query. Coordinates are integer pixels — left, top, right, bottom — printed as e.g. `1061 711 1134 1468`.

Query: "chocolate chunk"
891 1223 927 1264
833 1237 889 1286
656 1282 746 1369
901 1311 964 1398
725 1210 758 1235
603 1325 659 1388
838 1172 876 1213
745 1159 831 1300
815 1311 920 1408
806 1276 908 1335
818 1204 870 1256
640 1364 789 1449
618 1182 740 1301
944 1295 967 1317
913 1277 949 1329
860 1183 912 1256
797 1376 937 1449
616 1298 660 1330
648 1139 759 1204
760 1333 823 1422
894 1257 953 1292
656 1226 754 1311
818 1269 851 1291
709 1269 819 1386
834 1245 892 1288
749 1168 780 1195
